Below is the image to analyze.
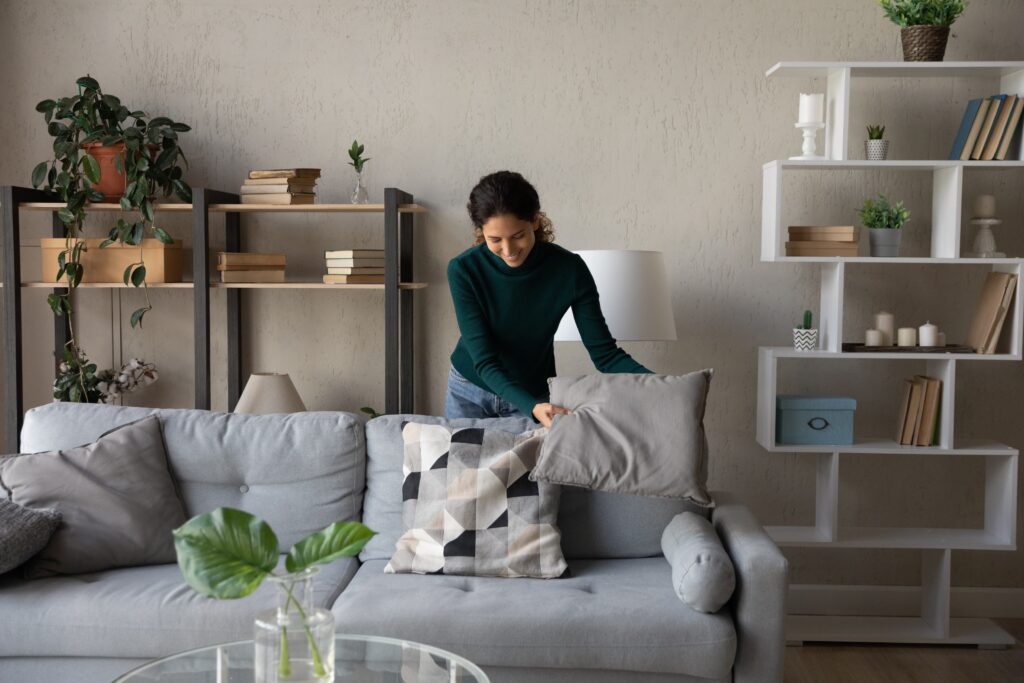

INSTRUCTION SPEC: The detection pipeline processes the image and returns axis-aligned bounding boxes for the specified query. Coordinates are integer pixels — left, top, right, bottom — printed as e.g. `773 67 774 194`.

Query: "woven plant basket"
900 25 950 61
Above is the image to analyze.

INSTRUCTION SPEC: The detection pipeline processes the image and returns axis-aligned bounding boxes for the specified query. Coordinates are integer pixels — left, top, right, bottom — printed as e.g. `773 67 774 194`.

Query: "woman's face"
480 213 537 268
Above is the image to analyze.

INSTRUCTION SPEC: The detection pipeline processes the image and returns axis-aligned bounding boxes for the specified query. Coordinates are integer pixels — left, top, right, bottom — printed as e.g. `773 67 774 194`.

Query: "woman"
446 170 651 427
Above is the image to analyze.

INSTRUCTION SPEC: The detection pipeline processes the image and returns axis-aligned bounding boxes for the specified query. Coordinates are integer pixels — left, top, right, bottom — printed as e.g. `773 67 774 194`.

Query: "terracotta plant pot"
900 25 950 62
81 142 127 201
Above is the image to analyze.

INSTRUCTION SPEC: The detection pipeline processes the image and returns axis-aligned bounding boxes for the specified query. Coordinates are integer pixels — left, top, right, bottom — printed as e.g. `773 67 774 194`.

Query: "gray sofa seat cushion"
0 557 358 658
361 415 709 562
332 558 736 679
20 403 365 549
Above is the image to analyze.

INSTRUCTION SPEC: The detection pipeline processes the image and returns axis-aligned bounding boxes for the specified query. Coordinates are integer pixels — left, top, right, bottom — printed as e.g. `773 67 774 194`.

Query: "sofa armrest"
711 499 788 683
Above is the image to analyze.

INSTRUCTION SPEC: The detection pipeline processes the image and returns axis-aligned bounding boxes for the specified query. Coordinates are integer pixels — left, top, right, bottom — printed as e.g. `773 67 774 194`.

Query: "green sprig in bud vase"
348 139 370 205
255 567 335 683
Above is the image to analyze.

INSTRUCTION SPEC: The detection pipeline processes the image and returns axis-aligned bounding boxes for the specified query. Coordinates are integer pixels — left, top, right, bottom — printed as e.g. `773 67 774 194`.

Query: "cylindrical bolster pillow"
661 511 736 613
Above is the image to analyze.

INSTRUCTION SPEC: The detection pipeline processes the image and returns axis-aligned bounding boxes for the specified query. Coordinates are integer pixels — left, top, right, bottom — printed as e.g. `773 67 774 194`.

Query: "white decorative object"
974 194 997 219
918 321 939 347
865 329 884 346
966 218 1005 258
790 122 826 161
897 327 917 347
792 328 819 351
874 312 895 346
798 93 824 123
864 139 890 161
234 373 307 414
554 251 676 342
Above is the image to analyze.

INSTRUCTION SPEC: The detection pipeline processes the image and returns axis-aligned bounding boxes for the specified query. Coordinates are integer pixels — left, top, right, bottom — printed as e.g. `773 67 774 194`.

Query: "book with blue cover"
949 98 983 160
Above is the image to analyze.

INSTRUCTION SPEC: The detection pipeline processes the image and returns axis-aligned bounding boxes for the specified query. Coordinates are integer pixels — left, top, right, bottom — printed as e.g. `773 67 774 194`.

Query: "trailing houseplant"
865 124 889 160
174 508 374 683
859 194 910 257
793 310 818 352
878 0 967 61
31 75 192 401
52 351 158 403
347 139 370 204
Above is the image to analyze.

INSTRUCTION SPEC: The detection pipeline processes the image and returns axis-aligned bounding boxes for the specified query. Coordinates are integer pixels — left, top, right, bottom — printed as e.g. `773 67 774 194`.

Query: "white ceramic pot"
865 139 890 161
793 328 819 351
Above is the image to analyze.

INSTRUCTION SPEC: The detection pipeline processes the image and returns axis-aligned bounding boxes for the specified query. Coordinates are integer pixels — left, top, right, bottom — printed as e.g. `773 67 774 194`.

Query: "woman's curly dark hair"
467 170 554 245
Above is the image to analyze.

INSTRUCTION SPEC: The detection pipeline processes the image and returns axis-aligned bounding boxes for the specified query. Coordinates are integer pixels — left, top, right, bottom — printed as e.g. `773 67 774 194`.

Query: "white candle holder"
965 218 1005 258
790 122 826 161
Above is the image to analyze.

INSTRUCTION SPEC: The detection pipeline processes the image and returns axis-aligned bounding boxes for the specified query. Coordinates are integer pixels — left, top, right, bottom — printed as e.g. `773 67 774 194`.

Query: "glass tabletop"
114 634 489 683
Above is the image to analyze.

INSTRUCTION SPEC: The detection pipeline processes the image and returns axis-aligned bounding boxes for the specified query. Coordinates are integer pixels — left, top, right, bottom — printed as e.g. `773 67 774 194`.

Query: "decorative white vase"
865 139 890 161
793 328 819 351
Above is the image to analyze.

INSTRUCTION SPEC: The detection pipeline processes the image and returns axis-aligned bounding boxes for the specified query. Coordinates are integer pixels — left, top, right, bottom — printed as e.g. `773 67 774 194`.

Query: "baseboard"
788 584 1024 619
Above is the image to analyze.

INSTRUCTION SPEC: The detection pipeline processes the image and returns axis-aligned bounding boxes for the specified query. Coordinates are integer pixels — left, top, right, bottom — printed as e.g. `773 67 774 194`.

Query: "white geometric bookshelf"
758 61 1023 647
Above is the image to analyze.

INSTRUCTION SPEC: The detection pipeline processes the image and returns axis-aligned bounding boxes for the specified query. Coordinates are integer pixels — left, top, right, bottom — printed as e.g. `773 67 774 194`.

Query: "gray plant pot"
865 139 890 161
868 228 902 257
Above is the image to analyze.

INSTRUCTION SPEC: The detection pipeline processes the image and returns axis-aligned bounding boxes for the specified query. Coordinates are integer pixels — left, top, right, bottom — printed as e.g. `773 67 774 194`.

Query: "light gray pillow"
533 371 714 507
0 415 186 578
0 499 62 575
661 511 735 613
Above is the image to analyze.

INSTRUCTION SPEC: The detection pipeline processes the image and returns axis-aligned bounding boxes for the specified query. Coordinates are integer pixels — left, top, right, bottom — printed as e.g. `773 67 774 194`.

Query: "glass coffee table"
115 634 489 683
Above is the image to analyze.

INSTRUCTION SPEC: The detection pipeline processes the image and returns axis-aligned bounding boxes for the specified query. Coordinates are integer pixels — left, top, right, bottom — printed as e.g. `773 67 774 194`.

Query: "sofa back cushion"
361 414 707 561
20 403 365 549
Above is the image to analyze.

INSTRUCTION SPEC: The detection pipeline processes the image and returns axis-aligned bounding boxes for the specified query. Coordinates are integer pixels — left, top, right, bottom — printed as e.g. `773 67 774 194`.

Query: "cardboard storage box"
40 238 183 283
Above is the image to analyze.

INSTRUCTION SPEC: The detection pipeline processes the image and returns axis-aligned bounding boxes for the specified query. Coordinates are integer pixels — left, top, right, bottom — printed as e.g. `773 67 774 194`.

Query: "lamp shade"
554 250 677 342
234 373 307 414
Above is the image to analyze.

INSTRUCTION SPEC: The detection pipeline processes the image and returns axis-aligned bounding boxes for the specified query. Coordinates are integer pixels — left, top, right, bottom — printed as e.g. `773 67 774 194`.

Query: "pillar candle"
897 327 917 347
919 321 938 347
865 329 884 346
937 331 946 347
974 194 997 219
798 93 824 124
874 312 895 346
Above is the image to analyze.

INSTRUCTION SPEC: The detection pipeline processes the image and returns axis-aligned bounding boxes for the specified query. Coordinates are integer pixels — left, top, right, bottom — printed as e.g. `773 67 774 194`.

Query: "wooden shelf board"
767 61 1024 79
785 615 1016 646
207 203 427 214
765 159 1024 171
21 281 194 289
19 202 192 212
767 525 1013 550
770 257 1024 265
762 438 1017 456
210 281 427 290
763 346 1018 361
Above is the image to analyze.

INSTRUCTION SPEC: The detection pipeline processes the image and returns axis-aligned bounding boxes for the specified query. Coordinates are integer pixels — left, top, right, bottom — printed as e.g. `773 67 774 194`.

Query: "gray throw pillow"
0 499 62 575
661 511 735 613
0 415 186 578
386 423 567 578
533 371 714 506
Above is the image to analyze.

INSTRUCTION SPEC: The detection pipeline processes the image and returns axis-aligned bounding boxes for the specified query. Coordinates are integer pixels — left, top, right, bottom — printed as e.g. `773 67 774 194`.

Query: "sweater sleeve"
447 259 540 416
571 256 653 374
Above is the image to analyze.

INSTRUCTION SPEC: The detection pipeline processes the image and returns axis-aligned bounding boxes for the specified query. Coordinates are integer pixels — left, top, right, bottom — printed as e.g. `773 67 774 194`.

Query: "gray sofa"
0 403 787 683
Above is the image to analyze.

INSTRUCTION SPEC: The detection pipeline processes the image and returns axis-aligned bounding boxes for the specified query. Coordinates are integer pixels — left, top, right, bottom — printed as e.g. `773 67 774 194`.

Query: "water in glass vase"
254 568 335 683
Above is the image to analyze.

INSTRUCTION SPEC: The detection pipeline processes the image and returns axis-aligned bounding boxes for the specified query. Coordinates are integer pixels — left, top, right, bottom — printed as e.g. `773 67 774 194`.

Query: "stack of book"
966 271 1018 354
785 225 859 257
218 252 286 283
322 249 385 284
949 94 1024 161
896 375 942 446
240 169 321 205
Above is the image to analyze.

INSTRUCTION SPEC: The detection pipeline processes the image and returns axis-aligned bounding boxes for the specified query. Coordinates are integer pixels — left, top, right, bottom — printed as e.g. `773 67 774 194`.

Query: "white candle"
973 194 997 219
865 329 884 346
919 321 938 347
874 312 895 346
898 327 917 347
798 93 824 124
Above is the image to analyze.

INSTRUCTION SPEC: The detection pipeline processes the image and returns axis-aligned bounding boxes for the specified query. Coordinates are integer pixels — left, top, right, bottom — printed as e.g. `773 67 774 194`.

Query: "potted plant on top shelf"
859 193 910 257
865 124 889 160
31 74 192 402
878 0 967 62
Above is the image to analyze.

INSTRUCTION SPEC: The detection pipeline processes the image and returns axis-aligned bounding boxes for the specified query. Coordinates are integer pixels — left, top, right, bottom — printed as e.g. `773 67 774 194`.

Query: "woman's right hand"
532 402 571 428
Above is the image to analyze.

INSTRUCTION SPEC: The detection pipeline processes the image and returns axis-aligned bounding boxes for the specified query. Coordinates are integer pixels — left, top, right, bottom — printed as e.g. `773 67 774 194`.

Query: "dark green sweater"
448 240 651 416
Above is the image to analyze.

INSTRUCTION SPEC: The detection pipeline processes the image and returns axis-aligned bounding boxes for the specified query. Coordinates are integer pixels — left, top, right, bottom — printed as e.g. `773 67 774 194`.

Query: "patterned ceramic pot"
793 328 819 352
865 139 890 161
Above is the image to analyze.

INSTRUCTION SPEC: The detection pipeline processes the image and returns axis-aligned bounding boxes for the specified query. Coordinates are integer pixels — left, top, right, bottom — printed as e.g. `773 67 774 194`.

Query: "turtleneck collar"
480 239 550 276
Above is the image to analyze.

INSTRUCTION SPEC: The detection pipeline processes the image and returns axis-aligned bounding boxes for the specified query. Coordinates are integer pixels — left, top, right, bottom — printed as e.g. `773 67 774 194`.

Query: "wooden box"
40 238 183 283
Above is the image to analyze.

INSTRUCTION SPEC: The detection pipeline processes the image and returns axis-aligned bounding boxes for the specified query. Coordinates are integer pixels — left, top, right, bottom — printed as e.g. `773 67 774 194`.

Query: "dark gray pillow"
0 499 62 575
0 415 186 578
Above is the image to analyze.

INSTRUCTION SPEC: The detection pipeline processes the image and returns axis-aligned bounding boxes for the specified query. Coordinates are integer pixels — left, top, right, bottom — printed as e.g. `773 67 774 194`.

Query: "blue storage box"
776 395 856 445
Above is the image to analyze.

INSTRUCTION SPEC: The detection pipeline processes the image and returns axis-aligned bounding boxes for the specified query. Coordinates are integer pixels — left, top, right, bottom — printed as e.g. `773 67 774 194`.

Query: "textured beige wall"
2 0 1023 589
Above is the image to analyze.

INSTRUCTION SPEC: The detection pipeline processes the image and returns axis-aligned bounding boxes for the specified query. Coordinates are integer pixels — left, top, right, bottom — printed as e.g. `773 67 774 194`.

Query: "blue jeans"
444 365 531 420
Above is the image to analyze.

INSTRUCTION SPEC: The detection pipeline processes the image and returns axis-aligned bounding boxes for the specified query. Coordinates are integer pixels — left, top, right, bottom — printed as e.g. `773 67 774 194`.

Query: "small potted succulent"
793 310 818 351
878 0 967 62
347 139 370 204
859 194 910 257
865 125 889 160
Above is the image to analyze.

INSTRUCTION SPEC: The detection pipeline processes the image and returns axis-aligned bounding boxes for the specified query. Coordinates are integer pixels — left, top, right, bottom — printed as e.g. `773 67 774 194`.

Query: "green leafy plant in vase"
793 310 818 351
878 0 967 61
865 124 889 160
174 507 375 683
859 194 910 257
347 139 370 204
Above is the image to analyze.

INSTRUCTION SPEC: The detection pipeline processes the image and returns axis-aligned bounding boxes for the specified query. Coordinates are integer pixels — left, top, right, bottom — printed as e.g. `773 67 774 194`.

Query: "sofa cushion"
20 403 365 549
0 557 359 658
386 423 566 578
1 416 187 578
0 499 61 575
333 558 736 679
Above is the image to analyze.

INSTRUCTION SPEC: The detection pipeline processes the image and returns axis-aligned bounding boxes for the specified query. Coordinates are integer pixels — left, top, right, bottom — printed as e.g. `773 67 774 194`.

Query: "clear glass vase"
351 171 369 204
254 567 335 683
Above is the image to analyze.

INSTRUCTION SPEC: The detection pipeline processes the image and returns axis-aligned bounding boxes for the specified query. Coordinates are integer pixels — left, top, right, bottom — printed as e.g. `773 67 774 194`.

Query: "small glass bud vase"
254 567 335 683
351 171 369 204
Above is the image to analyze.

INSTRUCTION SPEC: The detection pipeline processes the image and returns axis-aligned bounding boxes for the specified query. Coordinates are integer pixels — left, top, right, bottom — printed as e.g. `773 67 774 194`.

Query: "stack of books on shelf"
785 225 859 257
966 271 1018 354
896 375 942 446
218 252 286 283
323 249 385 284
949 94 1024 161
240 169 321 205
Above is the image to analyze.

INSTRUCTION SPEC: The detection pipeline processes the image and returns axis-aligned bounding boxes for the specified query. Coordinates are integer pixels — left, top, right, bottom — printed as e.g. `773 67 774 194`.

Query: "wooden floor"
784 620 1024 682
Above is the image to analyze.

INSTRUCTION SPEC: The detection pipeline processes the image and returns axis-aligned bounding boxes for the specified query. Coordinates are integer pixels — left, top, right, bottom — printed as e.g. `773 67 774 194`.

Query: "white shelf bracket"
984 454 1018 548
825 68 851 161
819 262 844 352
757 348 778 447
999 69 1024 96
762 162 782 261
921 549 951 638
931 165 962 259
815 453 839 541
925 358 955 449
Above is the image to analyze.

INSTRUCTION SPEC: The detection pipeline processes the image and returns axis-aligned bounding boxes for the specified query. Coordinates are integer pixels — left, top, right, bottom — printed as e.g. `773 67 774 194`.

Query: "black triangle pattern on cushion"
506 471 539 498
443 529 476 557
402 471 421 501
487 510 508 529
450 428 485 445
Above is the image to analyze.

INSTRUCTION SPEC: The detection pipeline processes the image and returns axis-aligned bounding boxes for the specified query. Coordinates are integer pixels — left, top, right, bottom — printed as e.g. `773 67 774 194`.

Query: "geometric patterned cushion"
0 498 62 575
385 423 567 578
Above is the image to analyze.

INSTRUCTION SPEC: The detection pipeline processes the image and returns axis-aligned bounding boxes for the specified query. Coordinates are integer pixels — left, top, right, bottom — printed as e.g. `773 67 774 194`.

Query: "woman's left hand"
532 402 571 428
